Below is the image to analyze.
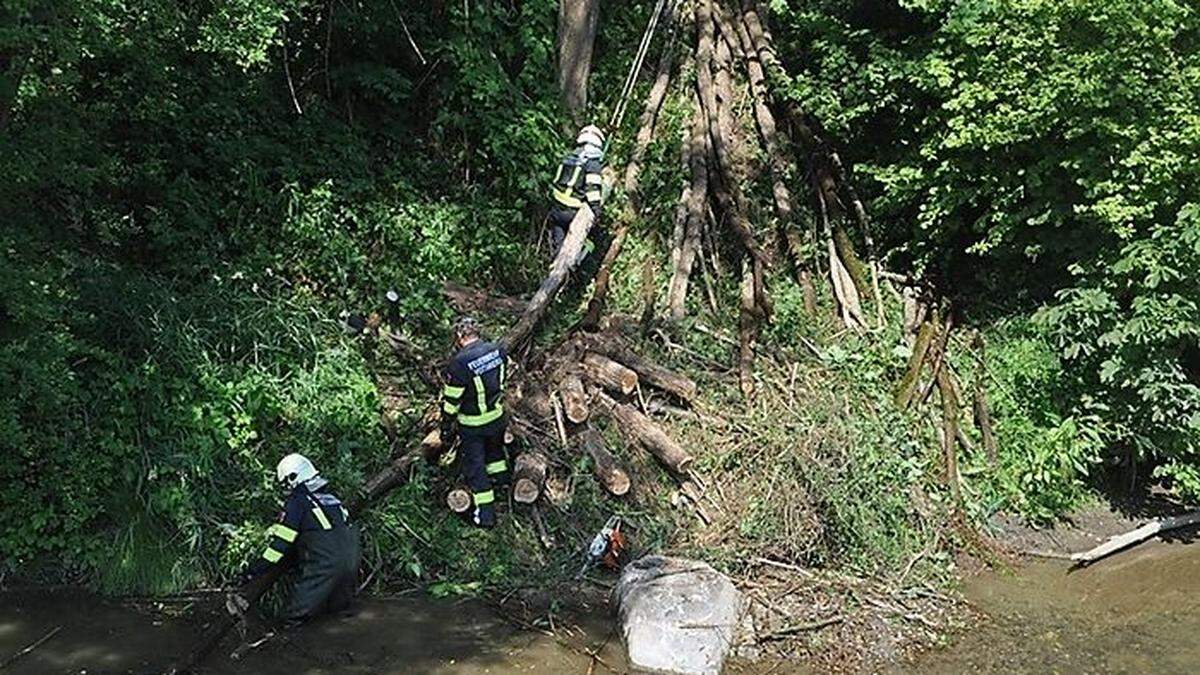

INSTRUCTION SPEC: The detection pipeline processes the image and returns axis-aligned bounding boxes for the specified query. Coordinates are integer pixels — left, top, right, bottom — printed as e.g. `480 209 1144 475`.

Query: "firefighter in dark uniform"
243 453 361 626
548 124 608 282
441 317 509 528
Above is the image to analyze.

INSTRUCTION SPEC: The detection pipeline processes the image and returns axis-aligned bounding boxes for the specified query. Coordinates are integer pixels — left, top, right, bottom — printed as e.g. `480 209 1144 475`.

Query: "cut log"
503 205 596 353
1070 511 1200 565
513 451 549 504
446 487 472 514
515 383 554 421
583 336 698 403
442 281 527 316
582 352 639 396
597 391 694 475
559 374 590 424
577 428 631 496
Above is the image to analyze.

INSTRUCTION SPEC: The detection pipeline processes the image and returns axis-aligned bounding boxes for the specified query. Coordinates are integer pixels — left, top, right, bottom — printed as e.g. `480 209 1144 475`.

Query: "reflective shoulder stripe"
473 489 495 505
443 401 461 414
443 384 466 399
312 507 333 530
262 547 284 563
568 165 583 189
485 460 508 475
268 523 298 543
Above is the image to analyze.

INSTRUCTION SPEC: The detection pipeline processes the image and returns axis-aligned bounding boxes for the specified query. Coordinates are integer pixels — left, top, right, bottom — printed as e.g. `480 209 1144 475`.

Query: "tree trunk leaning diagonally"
503 205 596 354
558 0 600 126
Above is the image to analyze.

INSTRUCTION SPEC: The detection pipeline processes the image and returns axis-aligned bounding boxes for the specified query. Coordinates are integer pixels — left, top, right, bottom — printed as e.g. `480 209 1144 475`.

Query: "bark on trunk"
577 428 631 496
503 205 595 353
513 451 549 504
972 337 999 466
558 0 600 125
894 318 936 409
667 94 709 320
597 392 694 474
582 336 698 402
559 373 590 424
936 368 962 505
581 352 639 395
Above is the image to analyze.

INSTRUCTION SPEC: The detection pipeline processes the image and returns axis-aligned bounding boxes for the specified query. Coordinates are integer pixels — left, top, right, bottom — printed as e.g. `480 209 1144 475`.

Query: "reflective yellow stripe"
568 165 582 189
554 164 566 184
474 490 495 505
553 187 584 208
262 548 284 563
458 405 504 427
443 401 460 414
443 384 465 399
312 507 332 530
268 523 298 543
585 173 603 185
473 375 488 414
486 460 508 475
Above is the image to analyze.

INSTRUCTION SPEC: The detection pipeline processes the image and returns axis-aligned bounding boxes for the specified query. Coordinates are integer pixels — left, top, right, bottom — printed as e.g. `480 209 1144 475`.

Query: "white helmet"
276 453 318 490
576 124 604 149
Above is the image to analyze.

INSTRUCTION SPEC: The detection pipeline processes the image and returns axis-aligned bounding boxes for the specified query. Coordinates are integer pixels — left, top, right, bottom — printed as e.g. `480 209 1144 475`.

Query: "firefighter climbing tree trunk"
558 0 600 125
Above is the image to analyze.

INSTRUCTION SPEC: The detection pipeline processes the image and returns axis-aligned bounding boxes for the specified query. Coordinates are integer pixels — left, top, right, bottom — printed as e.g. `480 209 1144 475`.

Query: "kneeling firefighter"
547 124 609 282
441 316 509 528
242 453 361 626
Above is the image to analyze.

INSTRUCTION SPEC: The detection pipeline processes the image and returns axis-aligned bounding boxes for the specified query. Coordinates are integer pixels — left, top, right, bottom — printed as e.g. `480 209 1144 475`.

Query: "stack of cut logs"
441 280 701 512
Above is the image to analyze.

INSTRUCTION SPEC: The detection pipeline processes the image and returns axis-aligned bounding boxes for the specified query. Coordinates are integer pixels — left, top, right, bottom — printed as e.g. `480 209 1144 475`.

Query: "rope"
606 0 675 139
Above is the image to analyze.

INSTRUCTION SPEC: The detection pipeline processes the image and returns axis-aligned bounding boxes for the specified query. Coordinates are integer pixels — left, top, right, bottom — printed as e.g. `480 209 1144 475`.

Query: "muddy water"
0 590 626 674
3 542 1199 674
908 540 1200 674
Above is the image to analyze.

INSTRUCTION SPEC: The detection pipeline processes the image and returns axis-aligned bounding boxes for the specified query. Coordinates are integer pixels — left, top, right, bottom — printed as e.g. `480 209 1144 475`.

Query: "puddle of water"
908 540 1200 675
0 590 626 675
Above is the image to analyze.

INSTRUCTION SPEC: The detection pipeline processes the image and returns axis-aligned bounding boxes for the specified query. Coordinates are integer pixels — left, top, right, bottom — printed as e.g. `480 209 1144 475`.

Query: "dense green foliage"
769 0 1199 491
1 0 1197 594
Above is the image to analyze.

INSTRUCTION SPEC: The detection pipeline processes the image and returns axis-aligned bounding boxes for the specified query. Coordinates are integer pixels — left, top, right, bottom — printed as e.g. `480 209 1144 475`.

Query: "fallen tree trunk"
577 428 631 496
582 352 639 395
1070 511 1200 565
513 451 549 504
582 336 698 403
168 433 438 674
597 391 694 475
558 374 590 424
503 205 596 353
936 367 963 506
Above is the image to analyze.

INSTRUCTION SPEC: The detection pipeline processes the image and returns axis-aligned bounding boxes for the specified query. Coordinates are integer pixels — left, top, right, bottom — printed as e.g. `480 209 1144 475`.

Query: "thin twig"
388 0 427 64
280 22 303 115
0 625 62 670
